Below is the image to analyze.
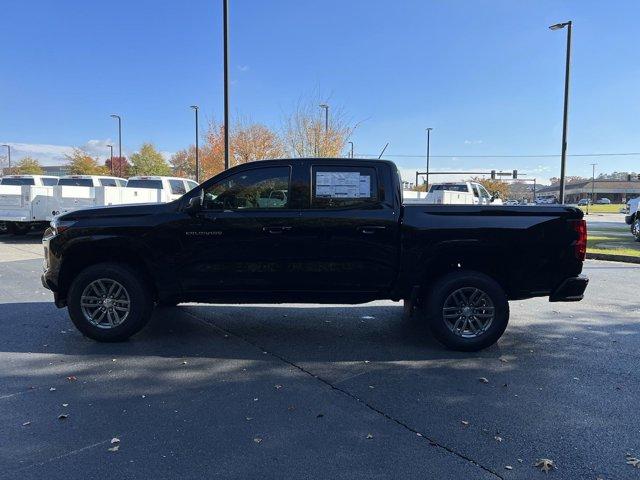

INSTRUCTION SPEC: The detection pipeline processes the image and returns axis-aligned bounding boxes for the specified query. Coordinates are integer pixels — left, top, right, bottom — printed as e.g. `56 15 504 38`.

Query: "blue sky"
1 0 638 183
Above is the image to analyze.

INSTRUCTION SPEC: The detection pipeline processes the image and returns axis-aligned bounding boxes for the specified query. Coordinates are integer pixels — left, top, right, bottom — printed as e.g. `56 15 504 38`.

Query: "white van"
122 176 198 204
422 182 503 205
53 175 128 216
0 175 60 234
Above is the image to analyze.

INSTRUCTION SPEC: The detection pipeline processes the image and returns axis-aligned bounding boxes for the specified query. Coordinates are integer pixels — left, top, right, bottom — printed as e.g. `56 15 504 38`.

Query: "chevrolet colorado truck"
42 158 588 351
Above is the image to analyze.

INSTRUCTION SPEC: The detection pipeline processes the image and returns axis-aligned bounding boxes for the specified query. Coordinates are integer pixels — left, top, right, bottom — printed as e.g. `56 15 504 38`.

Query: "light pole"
425 128 433 190
1 144 10 174
348 141 354 158
223 0 230 170
190 105 200 182
319 104 329 133
110 114 122 166
588 163 597 215
549 20 572 204
107 144 114 175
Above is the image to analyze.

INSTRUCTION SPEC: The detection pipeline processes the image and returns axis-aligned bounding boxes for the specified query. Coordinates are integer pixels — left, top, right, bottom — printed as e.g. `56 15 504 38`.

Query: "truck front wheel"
632 218 640 241
424 271 509 351
67 263 154 342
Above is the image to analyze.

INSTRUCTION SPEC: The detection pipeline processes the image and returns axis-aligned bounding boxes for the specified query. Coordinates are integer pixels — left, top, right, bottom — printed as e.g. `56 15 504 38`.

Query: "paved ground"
1 234 640 479
585 212 629 231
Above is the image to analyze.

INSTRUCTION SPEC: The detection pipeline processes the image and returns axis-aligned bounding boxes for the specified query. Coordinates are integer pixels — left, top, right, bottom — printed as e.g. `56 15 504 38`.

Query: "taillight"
571 219 587 261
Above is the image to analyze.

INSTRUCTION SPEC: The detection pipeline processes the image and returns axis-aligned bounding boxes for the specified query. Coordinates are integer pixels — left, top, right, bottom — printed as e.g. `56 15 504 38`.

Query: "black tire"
632 218 640 242
423 270 509 351
7 222 30 235
67 263 154 342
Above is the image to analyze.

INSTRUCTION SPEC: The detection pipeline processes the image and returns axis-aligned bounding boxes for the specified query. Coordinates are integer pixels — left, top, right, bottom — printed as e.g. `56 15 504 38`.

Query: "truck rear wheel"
632 218 640 242
7 222 30 235
67 263 154 342
424 270 509 351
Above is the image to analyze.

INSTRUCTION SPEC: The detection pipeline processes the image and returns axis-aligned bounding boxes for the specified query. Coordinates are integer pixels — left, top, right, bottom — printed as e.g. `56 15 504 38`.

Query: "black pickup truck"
42 158 588 351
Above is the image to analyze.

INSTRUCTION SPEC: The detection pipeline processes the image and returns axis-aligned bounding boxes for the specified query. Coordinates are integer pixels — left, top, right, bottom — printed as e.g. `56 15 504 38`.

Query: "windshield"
58 178 93 187
126 179 163 189
1 178 35 186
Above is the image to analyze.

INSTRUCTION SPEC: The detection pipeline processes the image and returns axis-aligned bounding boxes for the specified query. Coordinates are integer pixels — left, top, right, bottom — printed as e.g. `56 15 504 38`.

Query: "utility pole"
348 141 354 158
110 114 122 166
190 105 200 182
1 144 10 173
588 162 597 214
107 144 114 175
425 128 433 190
223 0 230 170
549 20 573 204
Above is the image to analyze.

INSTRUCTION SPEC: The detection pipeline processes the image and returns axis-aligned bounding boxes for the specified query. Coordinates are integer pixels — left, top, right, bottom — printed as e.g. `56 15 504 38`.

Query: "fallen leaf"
66 376 77 382
416 432 423 437
626 455 640 468
535 458 556 473
108 445 119 452
245 417 252 421
461 420 469 426
505 465 513 470
62 403 68 407
253 437 262 444
57 414 69 420
22 421 31 426
479 377 489 384
111 438 120 444
366 433 373 439
49 387 56 392
494 436 503 442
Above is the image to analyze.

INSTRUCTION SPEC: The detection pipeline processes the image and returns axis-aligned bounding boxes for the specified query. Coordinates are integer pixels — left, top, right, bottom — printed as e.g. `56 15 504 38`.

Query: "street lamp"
319 104 329 133
549 20 572 204
348 141 354 158
110 114 122 166
1 144 10 173
190 105 200 182
223 0 230 170
425 128 433 190
107 144 114 175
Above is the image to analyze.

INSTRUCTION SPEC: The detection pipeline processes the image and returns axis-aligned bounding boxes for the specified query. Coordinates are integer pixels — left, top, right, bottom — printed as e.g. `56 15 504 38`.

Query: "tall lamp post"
223 0 230 170
190 105 200 182
107 144 114 175
425 128 433 190
319 104 329 157
1 144 10 174
549 20 572 204
588 163 597 215
110 114 122 167
347 141 354 158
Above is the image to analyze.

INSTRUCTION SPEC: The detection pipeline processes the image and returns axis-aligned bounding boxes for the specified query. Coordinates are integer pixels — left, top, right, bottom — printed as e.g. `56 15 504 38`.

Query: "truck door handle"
359 226 387 235
263 226 292 234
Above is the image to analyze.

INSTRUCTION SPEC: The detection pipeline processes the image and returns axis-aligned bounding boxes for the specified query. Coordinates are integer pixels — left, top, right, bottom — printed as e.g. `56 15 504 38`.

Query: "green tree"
14 156 44 175
66 148 108 175
130 143 172 176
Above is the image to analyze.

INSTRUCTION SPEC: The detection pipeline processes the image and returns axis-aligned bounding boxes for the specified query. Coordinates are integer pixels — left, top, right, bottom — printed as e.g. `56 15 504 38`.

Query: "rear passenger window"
169 179 187 195
99 178 117 187
42 178 59 186
311 166 378 209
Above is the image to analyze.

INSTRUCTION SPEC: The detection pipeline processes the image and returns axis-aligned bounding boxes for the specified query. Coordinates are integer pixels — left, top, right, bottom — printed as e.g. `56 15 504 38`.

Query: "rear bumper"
625 214 635 225
549 275 589 302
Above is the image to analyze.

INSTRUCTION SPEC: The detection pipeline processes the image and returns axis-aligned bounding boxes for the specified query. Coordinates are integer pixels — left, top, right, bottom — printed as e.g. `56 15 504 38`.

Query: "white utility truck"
52 175 128 217
404 182 502 205
0 175 59 234
122 176 199 204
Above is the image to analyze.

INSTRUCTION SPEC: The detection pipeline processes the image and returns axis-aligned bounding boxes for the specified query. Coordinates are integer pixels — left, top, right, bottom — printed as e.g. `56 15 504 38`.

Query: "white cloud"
464 139 483 145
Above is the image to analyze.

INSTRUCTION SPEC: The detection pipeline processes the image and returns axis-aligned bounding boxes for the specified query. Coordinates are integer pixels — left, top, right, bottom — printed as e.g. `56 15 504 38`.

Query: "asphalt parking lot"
1 233 640 480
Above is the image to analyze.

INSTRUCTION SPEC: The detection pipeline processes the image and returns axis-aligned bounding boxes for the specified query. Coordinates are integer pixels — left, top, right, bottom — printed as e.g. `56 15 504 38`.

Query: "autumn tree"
232 120 285 165
170 146 197 179
14 157 44 175
105 156 130 178
471 177 510 199
549 176 587 185
66 148 108 175
282 95 357 158
129 143 172 176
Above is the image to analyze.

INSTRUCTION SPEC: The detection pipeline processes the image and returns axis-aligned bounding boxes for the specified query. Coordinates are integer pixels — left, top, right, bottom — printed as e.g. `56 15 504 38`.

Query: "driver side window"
203 166 291 210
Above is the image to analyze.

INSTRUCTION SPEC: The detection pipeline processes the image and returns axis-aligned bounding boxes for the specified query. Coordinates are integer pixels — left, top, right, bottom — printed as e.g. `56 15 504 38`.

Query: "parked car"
0 174 60 234
595 198 611 204
577 198 591 206
625 197 640 241
42 158 588 351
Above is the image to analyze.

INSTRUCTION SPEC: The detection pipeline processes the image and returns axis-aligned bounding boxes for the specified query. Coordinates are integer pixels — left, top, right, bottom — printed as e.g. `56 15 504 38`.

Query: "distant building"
1 165 69 177
536 180 640 203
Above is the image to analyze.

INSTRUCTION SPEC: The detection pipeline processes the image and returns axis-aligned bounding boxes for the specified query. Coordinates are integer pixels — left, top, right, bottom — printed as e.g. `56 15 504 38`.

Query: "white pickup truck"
122 176 199 204
403 182 503 205
0 175 60 234
53 175 128 216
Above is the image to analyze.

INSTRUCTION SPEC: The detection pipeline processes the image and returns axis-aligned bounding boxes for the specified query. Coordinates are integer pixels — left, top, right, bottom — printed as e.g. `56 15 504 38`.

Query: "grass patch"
578 203 625 213
587 232 640 258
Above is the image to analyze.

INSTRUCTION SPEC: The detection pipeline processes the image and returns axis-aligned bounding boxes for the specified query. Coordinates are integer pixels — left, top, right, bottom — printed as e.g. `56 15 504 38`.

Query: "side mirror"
184 193 203 214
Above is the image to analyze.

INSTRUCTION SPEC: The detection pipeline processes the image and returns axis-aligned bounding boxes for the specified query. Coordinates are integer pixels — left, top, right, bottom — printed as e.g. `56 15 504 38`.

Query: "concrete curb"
587 252 640 264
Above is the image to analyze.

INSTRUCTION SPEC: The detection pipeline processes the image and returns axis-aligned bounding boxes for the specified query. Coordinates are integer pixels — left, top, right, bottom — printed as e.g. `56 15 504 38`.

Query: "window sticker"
316 171 372 198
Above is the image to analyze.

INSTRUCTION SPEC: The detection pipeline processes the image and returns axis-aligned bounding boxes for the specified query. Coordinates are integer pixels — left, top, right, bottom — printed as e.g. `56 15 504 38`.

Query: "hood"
59 201 176 221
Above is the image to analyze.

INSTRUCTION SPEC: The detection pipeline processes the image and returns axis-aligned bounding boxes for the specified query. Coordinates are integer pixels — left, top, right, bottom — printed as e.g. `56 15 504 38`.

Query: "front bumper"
549 275 589 302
